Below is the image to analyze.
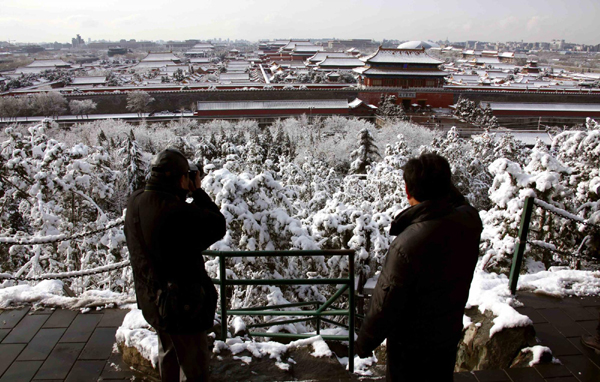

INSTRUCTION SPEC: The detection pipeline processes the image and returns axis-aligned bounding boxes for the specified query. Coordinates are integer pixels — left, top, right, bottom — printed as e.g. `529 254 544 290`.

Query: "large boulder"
118 342 160 380
116 310 353 381
455 307 537 371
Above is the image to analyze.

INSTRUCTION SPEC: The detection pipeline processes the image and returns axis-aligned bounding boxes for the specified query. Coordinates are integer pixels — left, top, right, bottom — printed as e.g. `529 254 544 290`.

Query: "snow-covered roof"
397 41 440 50
487 102 600 112
281 41 313 50
481 50 498 56
306 52 350 64
499 52 515 58
278 61 307 69
494 131 552 146
317 57 364 68
133 61 175 69
219 73 250 82
349 98 377 109
354 67 447 77
164 65 189 73
27 59 71 68
228 62 250 68
141 52 181 62
362 48 443 65
71 76 107 85
473 57 500 64
488 63 517 70
292 45 324 53
14 67 54 74
190 58 211 63
197 99 348 111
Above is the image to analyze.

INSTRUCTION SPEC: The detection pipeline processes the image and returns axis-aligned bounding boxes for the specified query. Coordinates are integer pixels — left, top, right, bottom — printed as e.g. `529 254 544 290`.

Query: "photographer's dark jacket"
356 194 482 356
125 181 226 334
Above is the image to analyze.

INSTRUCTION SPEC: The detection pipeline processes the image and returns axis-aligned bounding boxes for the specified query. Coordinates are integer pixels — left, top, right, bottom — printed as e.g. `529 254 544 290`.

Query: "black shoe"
581 335 600 352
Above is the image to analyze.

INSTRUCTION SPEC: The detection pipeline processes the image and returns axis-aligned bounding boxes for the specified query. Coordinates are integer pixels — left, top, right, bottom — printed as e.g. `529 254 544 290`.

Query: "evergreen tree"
173 68 185 82
376 95 408 121
350 128 381 174
97 130 108 146
119 129 146 196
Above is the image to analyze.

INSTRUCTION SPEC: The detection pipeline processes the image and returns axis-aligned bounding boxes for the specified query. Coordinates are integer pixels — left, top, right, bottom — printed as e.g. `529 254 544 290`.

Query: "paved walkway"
0 292 599 382
0 307 146 381
454 292 600 382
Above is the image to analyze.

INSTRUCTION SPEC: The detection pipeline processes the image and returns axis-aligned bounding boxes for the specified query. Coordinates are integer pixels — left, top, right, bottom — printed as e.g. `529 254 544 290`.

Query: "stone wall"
64 89 360 115
45 87 600 117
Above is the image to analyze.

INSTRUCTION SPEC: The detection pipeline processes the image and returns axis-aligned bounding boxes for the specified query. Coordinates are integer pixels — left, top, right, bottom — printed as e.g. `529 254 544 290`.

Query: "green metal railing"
509 196 535 295
509 196 599 295
204 249 356 372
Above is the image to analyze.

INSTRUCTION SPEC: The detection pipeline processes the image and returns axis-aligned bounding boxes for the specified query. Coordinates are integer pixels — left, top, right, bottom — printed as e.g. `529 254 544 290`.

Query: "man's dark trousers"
157 330 210 382
387 339 458 381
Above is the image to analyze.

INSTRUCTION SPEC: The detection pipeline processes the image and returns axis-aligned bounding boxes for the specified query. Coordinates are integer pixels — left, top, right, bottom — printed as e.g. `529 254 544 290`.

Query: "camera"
188 162 204 180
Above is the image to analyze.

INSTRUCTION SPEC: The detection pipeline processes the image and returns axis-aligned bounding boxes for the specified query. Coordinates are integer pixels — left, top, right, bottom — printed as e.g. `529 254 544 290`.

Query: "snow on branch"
528 240 557 251
533 199 596 226
0 217 124 245
0 260 130 281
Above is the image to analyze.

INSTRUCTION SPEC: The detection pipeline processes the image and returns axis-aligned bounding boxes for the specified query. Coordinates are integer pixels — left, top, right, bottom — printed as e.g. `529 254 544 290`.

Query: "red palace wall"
194 108 350 117
493 110 600 118
358 91 454 108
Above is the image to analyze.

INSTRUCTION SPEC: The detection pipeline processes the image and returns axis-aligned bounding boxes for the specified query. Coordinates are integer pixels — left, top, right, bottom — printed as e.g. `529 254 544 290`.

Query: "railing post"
316 315 321 335
348 250 355 374
509 196 535 295
219 254 227 341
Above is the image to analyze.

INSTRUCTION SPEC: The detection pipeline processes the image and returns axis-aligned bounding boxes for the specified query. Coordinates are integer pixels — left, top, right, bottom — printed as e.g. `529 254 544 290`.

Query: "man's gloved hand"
188 171 202 192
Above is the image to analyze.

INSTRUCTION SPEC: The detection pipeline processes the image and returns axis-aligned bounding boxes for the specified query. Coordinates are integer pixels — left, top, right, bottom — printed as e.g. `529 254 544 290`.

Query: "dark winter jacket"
125 181 226 334
355 193 482 356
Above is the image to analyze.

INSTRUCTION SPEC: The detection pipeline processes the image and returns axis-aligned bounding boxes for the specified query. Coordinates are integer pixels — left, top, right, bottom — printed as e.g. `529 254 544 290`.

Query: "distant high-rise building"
71 34 85 48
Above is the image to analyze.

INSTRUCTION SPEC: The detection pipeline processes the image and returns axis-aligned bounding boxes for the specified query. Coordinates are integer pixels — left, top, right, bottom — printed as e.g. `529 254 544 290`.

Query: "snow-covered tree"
119 129 147 196
126 90 154 117
69 99 97 119
173 68 185 82
350 128 381 174
376 94 408 121
453 97 499 130
32 92 67 118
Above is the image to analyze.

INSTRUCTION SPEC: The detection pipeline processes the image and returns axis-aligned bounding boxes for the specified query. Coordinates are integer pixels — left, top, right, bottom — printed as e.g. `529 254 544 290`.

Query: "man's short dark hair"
403 153 452 202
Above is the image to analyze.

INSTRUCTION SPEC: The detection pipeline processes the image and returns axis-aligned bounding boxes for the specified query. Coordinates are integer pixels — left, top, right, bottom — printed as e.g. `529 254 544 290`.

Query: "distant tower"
71 34 85 48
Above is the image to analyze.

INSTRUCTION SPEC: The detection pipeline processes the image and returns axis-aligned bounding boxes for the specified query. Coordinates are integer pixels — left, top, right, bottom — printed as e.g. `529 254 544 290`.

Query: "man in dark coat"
125 148 226 382
355 153 482 381
581 313 600 352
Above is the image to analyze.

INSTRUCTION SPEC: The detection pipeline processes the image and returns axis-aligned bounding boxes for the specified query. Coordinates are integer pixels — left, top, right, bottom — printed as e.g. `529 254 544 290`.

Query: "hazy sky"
2 0 598 45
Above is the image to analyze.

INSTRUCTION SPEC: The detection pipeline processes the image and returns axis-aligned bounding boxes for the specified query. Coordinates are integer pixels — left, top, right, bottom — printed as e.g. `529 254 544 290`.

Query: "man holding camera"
355 153 482 381
125 148 226 382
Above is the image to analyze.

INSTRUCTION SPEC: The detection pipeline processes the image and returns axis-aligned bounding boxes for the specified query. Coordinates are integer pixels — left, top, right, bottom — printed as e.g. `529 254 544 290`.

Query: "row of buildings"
1 38 599 128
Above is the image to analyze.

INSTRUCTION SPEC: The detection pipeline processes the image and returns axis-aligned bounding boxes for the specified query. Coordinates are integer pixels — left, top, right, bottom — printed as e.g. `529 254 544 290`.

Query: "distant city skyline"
2 0 599 46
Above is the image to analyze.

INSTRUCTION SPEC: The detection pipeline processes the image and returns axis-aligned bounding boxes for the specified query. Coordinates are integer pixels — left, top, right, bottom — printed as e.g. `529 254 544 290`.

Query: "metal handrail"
204 249 356 373
508 196 598 294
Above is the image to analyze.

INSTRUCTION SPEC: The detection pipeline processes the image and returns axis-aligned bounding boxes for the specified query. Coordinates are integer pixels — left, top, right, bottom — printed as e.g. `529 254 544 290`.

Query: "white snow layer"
467 261 600 337
116 310 342 372
466 267 532 337
520 345 556 367
0 279 133 309
115 309 159 367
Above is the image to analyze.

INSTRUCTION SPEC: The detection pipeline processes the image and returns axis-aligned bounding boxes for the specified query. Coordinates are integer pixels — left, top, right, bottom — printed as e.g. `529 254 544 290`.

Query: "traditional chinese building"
354 47 446 88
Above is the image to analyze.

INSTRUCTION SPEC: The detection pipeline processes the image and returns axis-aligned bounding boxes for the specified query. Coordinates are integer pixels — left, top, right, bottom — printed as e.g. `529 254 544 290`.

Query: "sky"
1 0 598 45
